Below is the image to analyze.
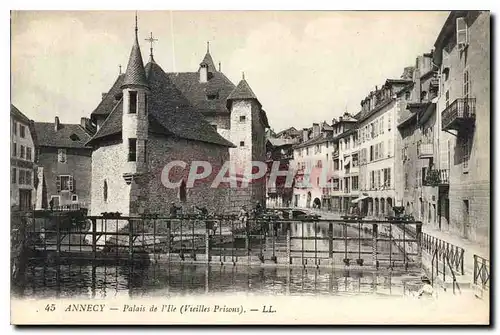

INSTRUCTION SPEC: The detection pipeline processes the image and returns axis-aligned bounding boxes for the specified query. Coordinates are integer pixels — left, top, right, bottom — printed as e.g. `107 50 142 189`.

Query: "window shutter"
56 175 61 192
69 175 74 192
456 17 468 48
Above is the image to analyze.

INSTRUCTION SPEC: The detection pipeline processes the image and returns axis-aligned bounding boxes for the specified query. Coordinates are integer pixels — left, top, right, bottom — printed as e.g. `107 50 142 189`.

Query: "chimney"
101 92 107 100
302 128 309 142
332 118 337 124
54 116 60 131
80 117 89 129
200 64 208 83
312 123 320 138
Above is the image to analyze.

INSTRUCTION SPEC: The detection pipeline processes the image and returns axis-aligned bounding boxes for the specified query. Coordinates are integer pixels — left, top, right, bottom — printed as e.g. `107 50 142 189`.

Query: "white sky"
11 10 449 132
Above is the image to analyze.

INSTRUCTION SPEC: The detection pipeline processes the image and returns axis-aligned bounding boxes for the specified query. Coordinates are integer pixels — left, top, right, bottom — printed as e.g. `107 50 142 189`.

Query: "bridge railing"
22 212 423 269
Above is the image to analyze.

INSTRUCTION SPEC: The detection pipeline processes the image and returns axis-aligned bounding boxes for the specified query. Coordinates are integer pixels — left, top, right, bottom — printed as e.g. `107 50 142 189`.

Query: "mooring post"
205 220 211 264
372 223 378 268
56 214 61 256
328 223 334 266
416 222 422 267
286 223 292 265
166 220 171 260
128 219 133 261
92 218 97 259
246 220 250 265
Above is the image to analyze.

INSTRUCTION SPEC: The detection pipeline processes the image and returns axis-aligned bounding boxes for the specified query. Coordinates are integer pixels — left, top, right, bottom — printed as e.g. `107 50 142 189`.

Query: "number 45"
45 304 56 312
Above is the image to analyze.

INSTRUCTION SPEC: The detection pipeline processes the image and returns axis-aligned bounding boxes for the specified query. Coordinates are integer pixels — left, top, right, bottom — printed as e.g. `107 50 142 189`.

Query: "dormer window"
207 94 218 100
129 91 137 114
239 115 246 122
70 134 80 141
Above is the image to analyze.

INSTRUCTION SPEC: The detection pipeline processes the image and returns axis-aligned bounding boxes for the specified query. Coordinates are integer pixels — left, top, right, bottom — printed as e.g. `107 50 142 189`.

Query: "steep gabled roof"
87 61 234 148
34 122 92 148
167 71 235 115
11 104 31 124
91 74 125 117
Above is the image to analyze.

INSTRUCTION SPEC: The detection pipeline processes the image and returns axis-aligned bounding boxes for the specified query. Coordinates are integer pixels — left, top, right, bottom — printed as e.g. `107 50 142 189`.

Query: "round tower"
121 14 150 177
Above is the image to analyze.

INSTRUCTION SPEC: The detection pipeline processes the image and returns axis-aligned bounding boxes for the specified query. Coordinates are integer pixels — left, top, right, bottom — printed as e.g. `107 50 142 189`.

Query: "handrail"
473 254 490 290
422 232 464 275
431 248 461 294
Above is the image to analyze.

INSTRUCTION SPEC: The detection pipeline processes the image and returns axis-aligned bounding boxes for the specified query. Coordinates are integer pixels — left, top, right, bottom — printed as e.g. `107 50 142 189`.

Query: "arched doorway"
380 198 386 216
387 198 393 216
313 197 321 209
306 192 311 208
374 198 379 217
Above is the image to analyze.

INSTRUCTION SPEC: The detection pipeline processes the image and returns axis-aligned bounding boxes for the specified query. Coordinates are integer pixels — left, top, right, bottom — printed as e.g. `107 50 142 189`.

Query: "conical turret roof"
122 30 148 88
227 78 258 101
200 52 217 73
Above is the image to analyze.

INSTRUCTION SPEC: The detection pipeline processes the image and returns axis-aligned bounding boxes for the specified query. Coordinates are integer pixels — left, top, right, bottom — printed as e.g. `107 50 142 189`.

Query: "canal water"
18 221 424 299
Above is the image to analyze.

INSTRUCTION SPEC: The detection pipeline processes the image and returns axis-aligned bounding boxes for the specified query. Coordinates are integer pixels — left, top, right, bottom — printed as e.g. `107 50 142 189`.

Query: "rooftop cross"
145 32 158 60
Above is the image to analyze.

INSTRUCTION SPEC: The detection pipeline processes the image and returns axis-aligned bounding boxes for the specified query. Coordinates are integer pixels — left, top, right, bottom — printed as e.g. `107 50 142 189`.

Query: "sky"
11 10 449 132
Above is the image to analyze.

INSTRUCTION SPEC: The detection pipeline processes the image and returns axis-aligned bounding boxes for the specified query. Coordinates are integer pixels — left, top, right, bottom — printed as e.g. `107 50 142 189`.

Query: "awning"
344 156 351 167
351 195 370 204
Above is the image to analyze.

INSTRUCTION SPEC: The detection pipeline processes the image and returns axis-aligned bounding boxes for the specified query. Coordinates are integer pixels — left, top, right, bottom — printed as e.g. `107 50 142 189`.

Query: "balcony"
423 169 449 187
442 98 476 131
332 150 339 159
417 142 434 159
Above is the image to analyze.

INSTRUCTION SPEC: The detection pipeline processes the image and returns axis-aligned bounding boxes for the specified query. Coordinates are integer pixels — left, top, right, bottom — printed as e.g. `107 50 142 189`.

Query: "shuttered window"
57 175 73 192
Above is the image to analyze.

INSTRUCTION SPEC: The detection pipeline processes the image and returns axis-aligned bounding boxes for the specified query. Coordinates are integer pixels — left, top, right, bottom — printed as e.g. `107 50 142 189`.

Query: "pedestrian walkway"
422 225 490 276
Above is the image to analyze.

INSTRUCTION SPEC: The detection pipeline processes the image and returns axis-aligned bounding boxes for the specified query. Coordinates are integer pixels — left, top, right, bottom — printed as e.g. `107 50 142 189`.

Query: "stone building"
396 52 442 225
357 78 412 217
10 105 36 211
291 122 335 209
331 113 359 214
432 11 490 243
33 117 95 210
265 137 295 208
87 21 268 215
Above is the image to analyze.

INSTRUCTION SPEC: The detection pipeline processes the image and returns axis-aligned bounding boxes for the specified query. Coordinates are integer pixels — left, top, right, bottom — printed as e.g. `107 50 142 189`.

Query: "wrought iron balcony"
442 98 476 131
332 150 339 158
423 169 449 187
417 142 434 159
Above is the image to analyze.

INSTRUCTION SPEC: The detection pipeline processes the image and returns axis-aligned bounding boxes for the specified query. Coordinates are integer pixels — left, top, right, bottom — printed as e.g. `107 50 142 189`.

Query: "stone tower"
121 16 150 182
227 74 267 209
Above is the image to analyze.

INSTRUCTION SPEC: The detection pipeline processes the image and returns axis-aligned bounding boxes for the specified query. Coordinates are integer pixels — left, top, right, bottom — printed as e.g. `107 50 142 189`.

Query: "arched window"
179 180 187 203
103 180 108 202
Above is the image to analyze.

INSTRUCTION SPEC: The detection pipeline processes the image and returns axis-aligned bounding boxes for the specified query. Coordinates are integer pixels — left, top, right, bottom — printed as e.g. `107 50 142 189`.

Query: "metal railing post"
416 223 422 267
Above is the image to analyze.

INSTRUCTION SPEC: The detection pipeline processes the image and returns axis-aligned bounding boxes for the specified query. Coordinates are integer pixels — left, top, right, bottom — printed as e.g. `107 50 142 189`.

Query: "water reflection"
21 263 423 299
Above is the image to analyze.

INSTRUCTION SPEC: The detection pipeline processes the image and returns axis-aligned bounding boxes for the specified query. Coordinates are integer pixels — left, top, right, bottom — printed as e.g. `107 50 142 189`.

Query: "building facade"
87 22 268 215
292 122 333 209
34 117 94 210
432 11 490 243
10 105 36 211
397 52 443 226
357 78 412 217
329 114 359 213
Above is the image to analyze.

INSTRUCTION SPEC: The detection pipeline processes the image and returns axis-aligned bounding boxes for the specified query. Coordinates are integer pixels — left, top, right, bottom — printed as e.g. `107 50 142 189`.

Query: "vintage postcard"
10 10 490 325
